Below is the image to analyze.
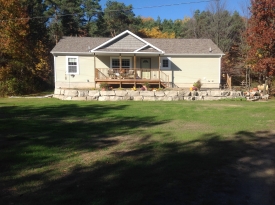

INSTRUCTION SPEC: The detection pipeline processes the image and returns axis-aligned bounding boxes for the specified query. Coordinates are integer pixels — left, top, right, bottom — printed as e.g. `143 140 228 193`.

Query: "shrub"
193 79 202 90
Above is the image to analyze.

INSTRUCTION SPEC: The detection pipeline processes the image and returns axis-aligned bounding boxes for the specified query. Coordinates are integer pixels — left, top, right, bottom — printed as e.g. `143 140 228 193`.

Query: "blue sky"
100 0 249 20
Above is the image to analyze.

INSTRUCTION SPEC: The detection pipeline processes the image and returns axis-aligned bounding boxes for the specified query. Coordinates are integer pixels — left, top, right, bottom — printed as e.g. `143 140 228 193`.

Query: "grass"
0 98 275 205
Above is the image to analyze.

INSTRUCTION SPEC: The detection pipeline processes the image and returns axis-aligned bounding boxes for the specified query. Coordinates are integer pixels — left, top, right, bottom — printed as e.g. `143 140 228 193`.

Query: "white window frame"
160 57 171 69
110 57 132 69
66 56 79 74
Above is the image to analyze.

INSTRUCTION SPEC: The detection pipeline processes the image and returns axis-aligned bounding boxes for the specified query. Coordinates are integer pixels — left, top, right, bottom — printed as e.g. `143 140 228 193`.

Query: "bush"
193 79 202 90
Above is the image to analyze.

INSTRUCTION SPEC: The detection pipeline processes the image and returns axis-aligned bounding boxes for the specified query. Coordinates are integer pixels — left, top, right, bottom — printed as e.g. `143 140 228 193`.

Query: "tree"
81 0 102 36
138 27 175 38
246 0 275 79
44 0 84 41
0 0 52 95
103 0 136 37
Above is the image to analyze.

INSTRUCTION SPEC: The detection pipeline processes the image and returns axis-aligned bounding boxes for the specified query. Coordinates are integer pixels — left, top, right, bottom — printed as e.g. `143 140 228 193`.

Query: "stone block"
115 90 128 97
172 96 180 101
60 89 65 95
98 96 110 101
204 96 222 100
191 91 198 96
199 91 208 96
143 96 157 101
211 91 222 97
123 96 132 101
164 91 178 96
141 91 155 97
72 97 87 101
86 96 98 101
64 90 78 97
221 91 230 96
163 96 173 101
230 91 239 97
178 91 189 97
78 90 89 97
88 90 100 97
64 96 72 100
155 96 165 101
54 89 61 95
133 96 143 101
100 90 115 96
109 96 124 101
53 94 64 100
128 91 140 96
154 91 165 97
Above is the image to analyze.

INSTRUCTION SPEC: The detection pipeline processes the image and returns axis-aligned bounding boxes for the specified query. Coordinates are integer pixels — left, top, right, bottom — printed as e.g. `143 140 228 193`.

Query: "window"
66 56 79 74
110 57 132 69
162 59 169 68
161 57 171 69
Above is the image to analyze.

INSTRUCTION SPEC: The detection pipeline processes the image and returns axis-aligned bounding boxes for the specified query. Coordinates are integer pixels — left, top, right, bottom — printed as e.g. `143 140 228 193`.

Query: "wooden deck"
95 68 169 88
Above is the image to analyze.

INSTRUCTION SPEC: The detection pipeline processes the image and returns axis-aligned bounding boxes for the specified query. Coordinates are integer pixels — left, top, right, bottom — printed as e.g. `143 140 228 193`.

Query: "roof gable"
90 30 164 54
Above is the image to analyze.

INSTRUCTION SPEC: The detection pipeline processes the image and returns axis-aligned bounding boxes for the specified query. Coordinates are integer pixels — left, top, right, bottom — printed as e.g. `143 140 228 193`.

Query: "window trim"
66 56 79 74
160 57 171 69
110 57 132 69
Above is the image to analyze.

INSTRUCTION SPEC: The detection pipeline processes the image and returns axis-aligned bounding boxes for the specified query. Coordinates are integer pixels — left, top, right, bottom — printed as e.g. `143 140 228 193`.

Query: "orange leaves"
138 27 175 39
246 0 275 76
0 0 52 95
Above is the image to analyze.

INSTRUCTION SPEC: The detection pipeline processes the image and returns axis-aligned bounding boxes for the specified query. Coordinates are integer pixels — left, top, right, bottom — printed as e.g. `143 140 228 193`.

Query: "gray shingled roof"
51 36 224 55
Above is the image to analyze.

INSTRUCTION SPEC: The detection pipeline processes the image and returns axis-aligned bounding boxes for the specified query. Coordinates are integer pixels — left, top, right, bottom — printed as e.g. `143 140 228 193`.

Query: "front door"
141 58 151 79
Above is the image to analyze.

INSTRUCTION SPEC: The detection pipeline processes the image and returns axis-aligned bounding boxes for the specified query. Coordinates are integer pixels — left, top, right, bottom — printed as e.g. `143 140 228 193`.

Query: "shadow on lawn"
1 104 275 205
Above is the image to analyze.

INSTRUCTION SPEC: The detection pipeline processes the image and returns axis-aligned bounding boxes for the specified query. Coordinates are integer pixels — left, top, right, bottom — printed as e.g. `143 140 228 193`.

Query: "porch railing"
95 68 170 87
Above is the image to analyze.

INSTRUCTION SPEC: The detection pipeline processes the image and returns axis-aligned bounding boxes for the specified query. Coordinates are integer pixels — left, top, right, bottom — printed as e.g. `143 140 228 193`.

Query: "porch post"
119 54 122 88
94 53 96 88
134 54 136 88
119 54 122 73
158 54 161 88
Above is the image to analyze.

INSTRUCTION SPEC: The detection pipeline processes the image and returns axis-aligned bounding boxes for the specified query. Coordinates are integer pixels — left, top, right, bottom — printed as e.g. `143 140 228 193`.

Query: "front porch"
95 68 170 88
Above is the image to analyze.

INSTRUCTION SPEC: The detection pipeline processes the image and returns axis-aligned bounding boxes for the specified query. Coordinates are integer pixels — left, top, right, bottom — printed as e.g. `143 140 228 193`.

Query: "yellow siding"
55 55 95 89
163 56 221 88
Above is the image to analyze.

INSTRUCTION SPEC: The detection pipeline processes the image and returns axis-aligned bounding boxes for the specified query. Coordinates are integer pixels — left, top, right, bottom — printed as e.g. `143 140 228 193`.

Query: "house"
51 30 224 89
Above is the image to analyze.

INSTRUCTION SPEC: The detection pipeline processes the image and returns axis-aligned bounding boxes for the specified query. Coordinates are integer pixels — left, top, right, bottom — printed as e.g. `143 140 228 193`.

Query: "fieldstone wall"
53 88 245 101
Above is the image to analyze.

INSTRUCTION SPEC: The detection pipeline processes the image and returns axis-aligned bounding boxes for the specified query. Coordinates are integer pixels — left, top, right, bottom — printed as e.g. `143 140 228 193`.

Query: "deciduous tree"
246 0 275 78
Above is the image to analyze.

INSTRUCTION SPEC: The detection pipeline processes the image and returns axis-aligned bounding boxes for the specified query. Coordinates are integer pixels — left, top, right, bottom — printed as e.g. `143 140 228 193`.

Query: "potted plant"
141 82 150 91
99 82 109 90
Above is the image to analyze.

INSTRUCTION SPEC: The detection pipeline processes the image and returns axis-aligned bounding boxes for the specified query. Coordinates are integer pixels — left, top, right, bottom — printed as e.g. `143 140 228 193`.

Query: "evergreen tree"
103 0 136 37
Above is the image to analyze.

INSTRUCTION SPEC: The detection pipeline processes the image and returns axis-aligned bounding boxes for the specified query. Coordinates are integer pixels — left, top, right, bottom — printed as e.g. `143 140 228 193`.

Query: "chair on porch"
127 69 135 79
108 68 116 79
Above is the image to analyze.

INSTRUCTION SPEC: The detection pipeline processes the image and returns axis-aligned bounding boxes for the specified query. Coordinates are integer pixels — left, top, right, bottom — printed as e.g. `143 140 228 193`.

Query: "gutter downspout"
159 54 161 88
134 54 136 88
54 56 56 88
94 53 96 88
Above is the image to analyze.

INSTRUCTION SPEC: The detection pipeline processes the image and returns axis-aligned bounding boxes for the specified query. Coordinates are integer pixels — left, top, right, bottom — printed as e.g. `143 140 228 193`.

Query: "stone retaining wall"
53 88 245 101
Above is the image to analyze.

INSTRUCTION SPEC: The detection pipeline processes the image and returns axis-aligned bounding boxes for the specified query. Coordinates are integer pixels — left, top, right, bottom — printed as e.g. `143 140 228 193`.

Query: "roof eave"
91 51 164 55
164 53 225 56
51 51 91 55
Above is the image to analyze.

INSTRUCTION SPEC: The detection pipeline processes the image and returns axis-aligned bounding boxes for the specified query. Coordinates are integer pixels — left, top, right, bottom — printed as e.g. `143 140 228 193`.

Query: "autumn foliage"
246 0 275 76
138 27 175 39
0 0 52 96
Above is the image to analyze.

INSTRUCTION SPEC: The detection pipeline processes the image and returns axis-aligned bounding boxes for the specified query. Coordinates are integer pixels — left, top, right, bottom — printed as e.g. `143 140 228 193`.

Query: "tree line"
0 0 274 95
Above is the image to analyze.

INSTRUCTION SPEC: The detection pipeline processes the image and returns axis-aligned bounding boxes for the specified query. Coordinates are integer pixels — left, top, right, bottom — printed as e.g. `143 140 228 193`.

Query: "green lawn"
0 98 275 205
